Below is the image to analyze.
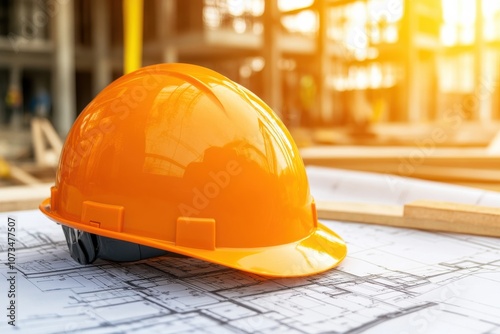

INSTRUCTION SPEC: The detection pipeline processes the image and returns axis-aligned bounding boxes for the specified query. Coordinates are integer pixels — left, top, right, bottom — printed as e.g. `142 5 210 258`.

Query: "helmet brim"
40 198 347 277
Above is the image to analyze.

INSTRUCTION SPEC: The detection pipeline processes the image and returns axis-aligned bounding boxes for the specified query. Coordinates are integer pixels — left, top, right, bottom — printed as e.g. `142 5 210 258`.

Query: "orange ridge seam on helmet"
155 69 226 113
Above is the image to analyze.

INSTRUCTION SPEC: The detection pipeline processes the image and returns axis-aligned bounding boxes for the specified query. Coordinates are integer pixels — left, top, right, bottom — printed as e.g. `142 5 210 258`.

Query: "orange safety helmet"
40 63 346 277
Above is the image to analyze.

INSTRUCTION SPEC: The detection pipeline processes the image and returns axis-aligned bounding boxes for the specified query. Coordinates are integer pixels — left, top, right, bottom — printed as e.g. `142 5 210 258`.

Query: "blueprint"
1 166 500 334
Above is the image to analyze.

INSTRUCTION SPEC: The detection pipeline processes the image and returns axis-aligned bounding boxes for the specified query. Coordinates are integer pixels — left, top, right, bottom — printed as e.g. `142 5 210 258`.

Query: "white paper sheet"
1 167 500 333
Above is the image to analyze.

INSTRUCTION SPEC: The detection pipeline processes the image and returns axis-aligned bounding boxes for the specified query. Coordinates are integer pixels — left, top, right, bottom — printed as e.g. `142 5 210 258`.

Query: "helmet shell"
40 63 346 277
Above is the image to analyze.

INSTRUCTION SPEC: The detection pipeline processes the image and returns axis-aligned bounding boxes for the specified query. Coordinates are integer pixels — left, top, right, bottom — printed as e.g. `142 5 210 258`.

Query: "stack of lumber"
0 117 61 212
311 122 500 147
300 129 500 192
316 200 500 237
0 183 52 212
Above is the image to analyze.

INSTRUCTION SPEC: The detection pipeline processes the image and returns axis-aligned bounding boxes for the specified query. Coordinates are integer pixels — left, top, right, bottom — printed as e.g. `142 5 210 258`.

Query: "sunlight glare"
228 0 245 16
278 0 314 12
281 10 317 35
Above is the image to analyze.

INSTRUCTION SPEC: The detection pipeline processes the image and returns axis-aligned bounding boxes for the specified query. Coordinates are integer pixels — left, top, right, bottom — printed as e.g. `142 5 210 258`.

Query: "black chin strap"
61 226 172 264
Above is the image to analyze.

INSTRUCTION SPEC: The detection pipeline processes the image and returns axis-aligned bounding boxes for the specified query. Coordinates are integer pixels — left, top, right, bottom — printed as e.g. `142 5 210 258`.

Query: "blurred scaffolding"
0 0 499 137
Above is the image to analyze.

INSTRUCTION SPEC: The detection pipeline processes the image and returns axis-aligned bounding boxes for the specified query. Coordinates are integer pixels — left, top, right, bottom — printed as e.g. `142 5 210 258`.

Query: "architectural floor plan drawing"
2 167 500 333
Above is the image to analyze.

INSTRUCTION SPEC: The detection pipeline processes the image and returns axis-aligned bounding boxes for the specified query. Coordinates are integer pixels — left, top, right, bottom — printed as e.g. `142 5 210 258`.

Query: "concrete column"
475 0 489 121
262 0 282 117
8 65 21 87
7 65 23 128
157 0 178 63
318 0 332 124
403 0 419 122
52 0 76 136
91 0 112 96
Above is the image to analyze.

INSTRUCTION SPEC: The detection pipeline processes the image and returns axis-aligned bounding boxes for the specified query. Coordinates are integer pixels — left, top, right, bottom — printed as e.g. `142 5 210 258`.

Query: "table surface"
1 167 500 334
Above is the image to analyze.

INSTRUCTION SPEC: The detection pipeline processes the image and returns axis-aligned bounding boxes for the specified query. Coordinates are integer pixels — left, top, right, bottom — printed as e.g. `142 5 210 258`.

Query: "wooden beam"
316 200 500 238
40 118 63 153
0 183 52 212
31 117 46 165
487 130 500 154
316 201 404 226
31 117 63 167
8 165 42 185
300 146 500 171
306 163 500 183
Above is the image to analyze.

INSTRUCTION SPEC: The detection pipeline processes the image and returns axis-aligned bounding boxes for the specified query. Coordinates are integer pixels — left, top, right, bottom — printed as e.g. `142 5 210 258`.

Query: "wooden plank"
404 200 500 237
31 117 46 166
316 200 500 238
316 201 404 227
31 117 63 167
15 163 56 181
40 117 63 153
310 163 500 183
310 122 500 147
487 130 500 154
306 159 500 171
8 165 42 185
0 183 52 212
300 146 494 160
300 146 500 171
